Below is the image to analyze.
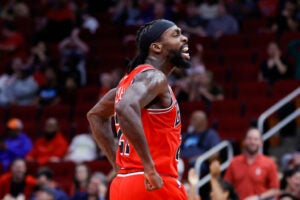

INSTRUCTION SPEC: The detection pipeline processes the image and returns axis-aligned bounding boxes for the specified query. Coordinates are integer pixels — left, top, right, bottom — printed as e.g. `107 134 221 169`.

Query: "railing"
258 87 300 135
194 140 233 190
194 87 299 190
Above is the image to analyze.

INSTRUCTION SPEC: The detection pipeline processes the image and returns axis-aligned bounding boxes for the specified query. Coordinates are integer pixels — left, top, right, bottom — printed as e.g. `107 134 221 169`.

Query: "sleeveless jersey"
114 64 182 178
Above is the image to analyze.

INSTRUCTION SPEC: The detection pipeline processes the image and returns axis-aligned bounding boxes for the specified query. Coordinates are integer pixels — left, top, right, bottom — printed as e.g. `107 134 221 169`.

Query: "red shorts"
110 172 187 200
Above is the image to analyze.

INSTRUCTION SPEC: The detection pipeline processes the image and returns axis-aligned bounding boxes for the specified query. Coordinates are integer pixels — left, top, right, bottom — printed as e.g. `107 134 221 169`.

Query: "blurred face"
75 165 89 183
37 175 49 187
159 25 190 69
244 129 262 155
11 160 26 181
287 172 300 192
87 177 102 195
267 42 280 57
190 111 207 131
11 57 23 72
35 191 54 200
217 4 226 16
44 118 58 139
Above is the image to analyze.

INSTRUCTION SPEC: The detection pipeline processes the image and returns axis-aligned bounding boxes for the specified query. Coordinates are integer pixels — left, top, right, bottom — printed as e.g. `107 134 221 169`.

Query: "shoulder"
230 155 245 164
260 154 276 165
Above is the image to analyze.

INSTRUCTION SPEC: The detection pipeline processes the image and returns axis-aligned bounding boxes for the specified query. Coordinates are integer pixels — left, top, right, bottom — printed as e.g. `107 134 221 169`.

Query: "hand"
144 168 163 191
210 160 221 177
188 168 199 186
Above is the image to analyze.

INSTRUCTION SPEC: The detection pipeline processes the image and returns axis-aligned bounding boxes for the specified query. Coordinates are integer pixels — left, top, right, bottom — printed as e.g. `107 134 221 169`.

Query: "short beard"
168 46 191 69
245 146 259 155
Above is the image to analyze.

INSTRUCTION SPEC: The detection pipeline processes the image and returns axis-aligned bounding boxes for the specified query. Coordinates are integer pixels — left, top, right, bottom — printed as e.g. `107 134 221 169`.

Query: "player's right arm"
87 88 118 172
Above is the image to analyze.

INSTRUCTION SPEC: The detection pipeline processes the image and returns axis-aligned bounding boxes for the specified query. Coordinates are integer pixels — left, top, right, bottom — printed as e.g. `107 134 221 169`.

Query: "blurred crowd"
0 0 300 199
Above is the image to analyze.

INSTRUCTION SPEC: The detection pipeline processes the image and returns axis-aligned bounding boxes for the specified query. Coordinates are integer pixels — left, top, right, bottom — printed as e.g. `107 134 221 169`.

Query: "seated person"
26 118 68 165
31 167 69 200
71 172 108 200
0 118 32 171
64 130 98 164
259 42 289 84
181 111 221 166
0 159 36 199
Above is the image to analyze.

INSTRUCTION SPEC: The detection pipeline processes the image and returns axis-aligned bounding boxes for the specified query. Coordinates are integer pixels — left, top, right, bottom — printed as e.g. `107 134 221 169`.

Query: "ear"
150 42 162 54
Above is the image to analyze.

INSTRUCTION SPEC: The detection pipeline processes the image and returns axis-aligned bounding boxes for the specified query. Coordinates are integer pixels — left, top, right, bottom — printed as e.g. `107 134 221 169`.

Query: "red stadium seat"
85 160 113 175
209 99 243 119
9 106 39 121
222 49 254 65
244 98 277 119
218 34 246 50
216 117 251 141
242 18 269 33
40 105 72 121
247 33 277 49
230 64 259 83
237 82 271 100
272 80 300 100
77 86 100 105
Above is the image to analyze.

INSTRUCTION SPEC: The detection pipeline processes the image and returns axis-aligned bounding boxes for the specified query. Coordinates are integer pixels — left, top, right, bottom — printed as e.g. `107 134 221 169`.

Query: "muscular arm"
87 88 118 171
115 70 169 190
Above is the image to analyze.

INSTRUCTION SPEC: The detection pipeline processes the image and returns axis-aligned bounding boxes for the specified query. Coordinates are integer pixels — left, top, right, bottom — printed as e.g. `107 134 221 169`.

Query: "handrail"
194 140 233 190
258 87 300 134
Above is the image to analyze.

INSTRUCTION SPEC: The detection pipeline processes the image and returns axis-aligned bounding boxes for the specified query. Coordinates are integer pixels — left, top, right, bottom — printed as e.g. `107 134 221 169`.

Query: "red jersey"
114 64 182 178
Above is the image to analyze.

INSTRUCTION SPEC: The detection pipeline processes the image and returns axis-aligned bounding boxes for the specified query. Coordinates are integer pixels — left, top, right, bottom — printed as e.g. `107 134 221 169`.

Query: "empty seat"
272 80 300 100
8 106 39 122
209 99 243 119
230 64 259 83
238 82 271 100
218 34 246 50
85 160 113 175
40 105 72 122
215 117 251 141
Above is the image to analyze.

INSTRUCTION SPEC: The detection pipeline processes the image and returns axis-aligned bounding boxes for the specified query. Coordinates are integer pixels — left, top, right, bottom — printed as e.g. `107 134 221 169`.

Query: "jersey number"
115 115 130 156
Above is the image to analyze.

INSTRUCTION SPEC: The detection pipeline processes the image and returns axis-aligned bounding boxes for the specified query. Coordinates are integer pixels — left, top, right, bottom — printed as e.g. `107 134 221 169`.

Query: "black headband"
139 19 175 52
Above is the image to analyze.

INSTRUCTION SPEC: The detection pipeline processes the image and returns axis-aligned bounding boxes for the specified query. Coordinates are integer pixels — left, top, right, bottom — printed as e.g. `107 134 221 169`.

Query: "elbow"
115 101 138 118
87 109 97 123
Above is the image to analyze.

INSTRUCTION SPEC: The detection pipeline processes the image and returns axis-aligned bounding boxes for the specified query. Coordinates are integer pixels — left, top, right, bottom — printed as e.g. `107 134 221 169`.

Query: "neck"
195 126 206 132
245 151 259 163
145 56 173 76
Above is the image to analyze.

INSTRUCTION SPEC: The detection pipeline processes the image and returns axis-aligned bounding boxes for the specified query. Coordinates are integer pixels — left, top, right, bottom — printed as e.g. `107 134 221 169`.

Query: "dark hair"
38 186 56 199
37 167 54 180
279 193 298 200
4 21 16 31
74 164 91 191
219 180 239 200
128 20 160 72
281 166 300 189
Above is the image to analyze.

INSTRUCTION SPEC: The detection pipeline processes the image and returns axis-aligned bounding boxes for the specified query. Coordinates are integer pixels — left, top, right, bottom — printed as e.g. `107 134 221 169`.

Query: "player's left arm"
87 88 119 172
115 70 169 190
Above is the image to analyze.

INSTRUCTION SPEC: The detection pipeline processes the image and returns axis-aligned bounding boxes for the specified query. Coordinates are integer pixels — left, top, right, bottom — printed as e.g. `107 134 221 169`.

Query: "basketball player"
87 19 190 199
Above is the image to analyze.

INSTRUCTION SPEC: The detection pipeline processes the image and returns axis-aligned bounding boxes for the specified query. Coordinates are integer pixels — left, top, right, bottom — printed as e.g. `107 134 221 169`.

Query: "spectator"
181 111 221 166
26 118 68 165
210 160 239 200
64 131 97 164
178 1 207 37
34 67 61 106
60 76 78 106
34 187 56 200
280 167 300 200
99 72 115 99
0 22 26 60
189 71 224 102
0 118 32 172
0 159 36 199
205 3 239 38
198 0 219 20
287 39 300 79
271 0 299 35
224 128 280 200
0 57 39 106
1 0 30 20
38 0 75 42
71 172 108 200
71 164 91 195
59 28 89 86
140 0 174 23
259 41 289 84
111 0 141 26
31 167 69 200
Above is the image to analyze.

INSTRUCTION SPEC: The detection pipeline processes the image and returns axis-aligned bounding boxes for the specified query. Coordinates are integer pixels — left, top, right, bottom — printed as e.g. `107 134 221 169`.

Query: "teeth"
183 46 189 52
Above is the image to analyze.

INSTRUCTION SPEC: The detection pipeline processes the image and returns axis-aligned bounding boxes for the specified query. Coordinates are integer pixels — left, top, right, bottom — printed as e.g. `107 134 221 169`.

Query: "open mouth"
181 45 190 60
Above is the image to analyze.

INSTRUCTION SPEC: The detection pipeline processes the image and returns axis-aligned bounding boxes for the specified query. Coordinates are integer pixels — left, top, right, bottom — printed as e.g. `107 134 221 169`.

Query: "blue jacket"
0 133 32 171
